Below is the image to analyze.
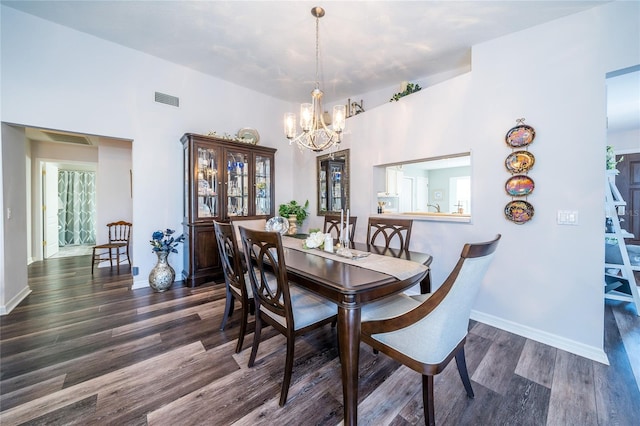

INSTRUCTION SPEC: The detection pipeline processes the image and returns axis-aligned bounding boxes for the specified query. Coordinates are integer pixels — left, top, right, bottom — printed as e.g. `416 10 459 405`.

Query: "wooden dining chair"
239 226 337 407
366 217 413 250
323 214 357 242
91 221 132 274
214 221 254 353
360 234 501 426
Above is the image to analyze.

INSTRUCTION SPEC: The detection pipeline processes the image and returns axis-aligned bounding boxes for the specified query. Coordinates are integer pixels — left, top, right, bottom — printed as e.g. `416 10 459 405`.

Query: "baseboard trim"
0 286 32 316
132 278 148 290
471 310 610 365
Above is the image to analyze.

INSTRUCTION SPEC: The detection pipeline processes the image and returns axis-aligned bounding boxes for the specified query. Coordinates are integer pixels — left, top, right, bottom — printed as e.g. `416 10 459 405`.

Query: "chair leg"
91 248 96 275
422 374 435 426
455 346 475 398
235 301 249 354
220 290 234 331
279 335 296 407
248 313 263 368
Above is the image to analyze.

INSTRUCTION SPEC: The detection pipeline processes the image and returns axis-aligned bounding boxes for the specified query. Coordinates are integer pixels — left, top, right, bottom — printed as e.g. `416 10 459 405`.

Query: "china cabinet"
181 133 276 286
317 149 349 215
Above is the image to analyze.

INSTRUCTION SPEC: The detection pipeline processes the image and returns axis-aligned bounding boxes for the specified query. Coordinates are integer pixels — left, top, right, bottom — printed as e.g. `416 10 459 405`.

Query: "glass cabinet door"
196 145 219 220
319 159 345 213
226 150 249 217
319 167 327 211
255 154 272 216
329 162 344 211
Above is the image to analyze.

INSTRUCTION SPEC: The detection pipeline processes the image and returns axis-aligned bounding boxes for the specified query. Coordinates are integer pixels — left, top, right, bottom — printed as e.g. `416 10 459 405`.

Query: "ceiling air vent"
155 91 180 107
43 131 91 145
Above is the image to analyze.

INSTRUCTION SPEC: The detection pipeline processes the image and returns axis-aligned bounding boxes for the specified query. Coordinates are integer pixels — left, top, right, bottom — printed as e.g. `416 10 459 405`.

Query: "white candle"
346 209 350 243
340 209 344 243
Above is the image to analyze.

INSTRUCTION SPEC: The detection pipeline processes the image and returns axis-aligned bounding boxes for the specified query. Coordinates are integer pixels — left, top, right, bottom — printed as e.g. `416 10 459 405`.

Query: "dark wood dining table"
280 237 431 425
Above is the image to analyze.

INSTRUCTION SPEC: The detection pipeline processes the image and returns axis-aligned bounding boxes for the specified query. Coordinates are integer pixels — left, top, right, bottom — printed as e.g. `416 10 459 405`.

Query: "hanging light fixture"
284 6 346 152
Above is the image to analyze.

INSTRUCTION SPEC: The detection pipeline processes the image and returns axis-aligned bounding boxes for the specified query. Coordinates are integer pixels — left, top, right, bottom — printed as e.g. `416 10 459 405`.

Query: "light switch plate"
557 210 579 225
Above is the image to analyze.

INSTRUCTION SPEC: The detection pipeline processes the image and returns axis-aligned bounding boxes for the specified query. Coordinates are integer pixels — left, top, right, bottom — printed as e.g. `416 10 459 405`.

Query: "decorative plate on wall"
505 124 536 148
504 200 534 224
505 150 536 174
505 175 535 197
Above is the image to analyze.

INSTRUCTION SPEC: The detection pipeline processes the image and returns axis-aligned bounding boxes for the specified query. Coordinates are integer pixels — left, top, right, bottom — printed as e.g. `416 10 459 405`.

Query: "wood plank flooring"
1 256 639 425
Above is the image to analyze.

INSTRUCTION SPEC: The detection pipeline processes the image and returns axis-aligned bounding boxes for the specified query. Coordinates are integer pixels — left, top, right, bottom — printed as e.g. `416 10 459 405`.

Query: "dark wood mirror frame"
317 149 350 216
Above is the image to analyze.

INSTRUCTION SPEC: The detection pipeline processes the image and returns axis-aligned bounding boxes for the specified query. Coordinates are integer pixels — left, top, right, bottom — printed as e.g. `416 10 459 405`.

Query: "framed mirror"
317 149 350 216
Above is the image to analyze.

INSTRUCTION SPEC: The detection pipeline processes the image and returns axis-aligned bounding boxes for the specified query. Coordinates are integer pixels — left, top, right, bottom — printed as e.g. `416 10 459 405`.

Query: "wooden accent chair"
360 235 501 426
213 221 254 353
323 214 357 242
366 217 433 292
239 226 337 407
91 221 132 274
366 217 413 251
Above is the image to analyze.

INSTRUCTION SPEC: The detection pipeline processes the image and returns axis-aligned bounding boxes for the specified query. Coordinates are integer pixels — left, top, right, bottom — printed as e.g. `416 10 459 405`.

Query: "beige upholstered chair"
213 221 254 353
360 235 501 426
239 226 337 406
91 221 132 274
323 214 357 242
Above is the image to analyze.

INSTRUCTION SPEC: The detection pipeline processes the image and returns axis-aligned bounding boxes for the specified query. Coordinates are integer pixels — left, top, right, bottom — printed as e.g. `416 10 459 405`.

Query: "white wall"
95 140 133 245
1 124 30 314
1 5 294 298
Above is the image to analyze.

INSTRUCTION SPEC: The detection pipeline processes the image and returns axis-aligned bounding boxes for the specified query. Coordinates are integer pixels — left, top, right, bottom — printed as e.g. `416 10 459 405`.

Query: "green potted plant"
279 200 309 235
279 200 309 223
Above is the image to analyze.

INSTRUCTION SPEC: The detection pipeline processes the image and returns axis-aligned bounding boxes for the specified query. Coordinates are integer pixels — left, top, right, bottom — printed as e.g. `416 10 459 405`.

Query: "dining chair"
360 234 501 426
213 221 254 353
230 217 267 244
323 214 357 242
239 226 337 407
366 217 431 291
366 217 413 251
91 221 132 274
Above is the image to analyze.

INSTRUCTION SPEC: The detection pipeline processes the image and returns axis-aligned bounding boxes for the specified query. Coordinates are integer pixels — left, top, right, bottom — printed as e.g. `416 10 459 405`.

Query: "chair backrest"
107 221 132 244
239 227 293 328
386 235 501 363
323 215 357 241
366 217 412 250
231 218 267 244
214 221 247 300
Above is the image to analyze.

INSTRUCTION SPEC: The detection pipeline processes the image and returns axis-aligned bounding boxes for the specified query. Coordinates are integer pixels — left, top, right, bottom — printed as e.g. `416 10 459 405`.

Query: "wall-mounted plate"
505 175 535 197
505 150 535 173
505 200 534 224
505 124 535 148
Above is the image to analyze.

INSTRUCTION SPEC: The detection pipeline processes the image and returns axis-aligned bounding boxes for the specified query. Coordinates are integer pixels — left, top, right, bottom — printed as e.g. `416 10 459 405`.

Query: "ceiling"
3 0 637 133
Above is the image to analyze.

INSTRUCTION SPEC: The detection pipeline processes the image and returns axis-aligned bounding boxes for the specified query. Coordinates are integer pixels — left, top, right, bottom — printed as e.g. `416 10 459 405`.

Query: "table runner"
282 236 428 281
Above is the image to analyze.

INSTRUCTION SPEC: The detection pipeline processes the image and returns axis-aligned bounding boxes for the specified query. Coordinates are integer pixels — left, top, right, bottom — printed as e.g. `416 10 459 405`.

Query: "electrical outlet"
132 266 139 276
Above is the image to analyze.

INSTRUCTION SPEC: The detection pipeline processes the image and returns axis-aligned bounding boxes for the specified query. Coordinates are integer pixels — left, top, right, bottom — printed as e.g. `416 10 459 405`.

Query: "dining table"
279 235 431 426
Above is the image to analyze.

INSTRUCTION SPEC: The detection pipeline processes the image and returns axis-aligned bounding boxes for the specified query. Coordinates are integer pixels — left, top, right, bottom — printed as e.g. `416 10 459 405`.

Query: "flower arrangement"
150 229 185 253
278 200 309 223
303 231 328 249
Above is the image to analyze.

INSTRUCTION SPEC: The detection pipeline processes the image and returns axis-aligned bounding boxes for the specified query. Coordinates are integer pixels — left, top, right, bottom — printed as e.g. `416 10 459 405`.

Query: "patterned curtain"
58 171 96 246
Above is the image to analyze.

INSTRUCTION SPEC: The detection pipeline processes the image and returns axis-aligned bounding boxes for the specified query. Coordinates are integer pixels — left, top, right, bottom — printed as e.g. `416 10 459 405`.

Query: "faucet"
427 203 440 213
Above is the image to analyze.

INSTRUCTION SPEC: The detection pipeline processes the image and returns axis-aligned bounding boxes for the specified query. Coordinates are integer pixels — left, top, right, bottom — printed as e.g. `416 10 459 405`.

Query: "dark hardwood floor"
1 255 639 425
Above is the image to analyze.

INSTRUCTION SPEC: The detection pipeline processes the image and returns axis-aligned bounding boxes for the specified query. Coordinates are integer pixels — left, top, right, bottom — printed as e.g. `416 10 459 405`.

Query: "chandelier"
284 6 346 152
